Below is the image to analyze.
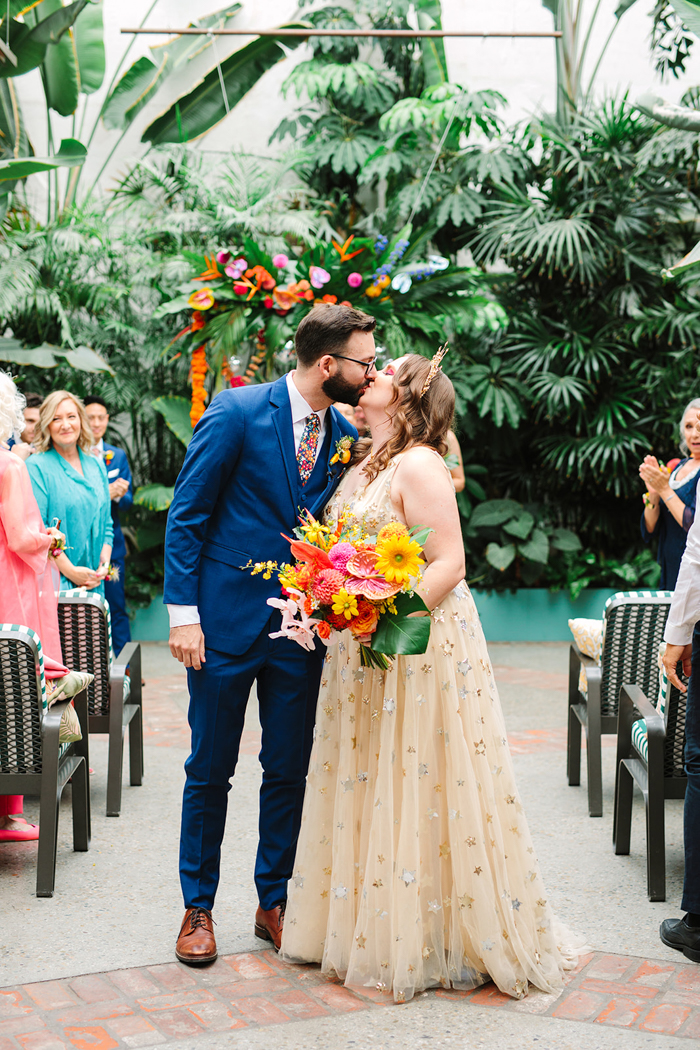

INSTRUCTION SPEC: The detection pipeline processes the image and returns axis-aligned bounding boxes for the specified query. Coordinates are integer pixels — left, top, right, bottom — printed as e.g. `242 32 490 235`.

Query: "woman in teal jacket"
27 391 113 596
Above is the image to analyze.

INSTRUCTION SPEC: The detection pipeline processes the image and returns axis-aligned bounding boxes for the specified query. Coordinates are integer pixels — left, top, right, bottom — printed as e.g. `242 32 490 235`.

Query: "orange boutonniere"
104 450 115 465
330 436 355 466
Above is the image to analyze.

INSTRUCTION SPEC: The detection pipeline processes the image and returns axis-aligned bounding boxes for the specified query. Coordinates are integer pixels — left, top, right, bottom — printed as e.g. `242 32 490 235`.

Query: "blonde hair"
0 370 26 444
351 353 455 484
35 390 94 454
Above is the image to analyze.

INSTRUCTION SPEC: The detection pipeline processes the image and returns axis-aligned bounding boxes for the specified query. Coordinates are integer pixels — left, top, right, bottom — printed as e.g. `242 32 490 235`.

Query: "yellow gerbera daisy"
331 588 359 620
375 534 424 585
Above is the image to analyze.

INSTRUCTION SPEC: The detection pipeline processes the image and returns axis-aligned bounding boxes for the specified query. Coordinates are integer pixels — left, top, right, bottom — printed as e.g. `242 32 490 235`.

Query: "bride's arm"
391 447 465 611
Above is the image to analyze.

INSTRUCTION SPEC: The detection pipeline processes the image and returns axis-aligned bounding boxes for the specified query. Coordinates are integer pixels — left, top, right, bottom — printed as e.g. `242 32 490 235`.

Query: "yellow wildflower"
375 534 424 585
331 589 359 620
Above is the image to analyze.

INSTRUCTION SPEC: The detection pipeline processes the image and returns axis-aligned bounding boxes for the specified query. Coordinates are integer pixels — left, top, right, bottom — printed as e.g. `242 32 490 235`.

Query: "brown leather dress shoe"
254 902 286 951
175 907 217 965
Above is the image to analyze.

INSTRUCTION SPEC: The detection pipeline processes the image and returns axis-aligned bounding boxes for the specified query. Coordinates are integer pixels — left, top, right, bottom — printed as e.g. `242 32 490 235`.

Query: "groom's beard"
322 372 369 407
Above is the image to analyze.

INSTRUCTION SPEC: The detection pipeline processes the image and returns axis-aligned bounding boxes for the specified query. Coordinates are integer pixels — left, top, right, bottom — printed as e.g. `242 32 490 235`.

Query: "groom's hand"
170 624 206 670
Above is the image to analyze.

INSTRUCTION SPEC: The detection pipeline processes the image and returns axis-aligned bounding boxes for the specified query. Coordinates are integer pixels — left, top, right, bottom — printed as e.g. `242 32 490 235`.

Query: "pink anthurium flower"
272 253 289 269
309 265 331 289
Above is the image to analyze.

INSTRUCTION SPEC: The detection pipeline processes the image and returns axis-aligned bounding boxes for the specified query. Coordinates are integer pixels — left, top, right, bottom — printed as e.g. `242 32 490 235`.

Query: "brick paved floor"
2 949 700 1046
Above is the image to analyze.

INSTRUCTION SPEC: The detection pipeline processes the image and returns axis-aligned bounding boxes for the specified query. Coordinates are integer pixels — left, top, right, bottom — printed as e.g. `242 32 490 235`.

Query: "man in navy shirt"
85 396 133 656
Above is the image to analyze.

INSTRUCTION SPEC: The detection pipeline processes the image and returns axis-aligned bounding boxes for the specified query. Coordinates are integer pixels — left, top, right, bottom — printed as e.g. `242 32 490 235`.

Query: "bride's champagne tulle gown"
281 453 582 1003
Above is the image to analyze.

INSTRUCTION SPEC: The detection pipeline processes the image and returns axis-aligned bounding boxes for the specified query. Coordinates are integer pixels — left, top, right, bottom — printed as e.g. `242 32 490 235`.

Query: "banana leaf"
0 137 86 181
0 337 112 372
371 591 431 656
152 395 193 446
416 0 448 86
0 0 90 79
73 0 105 94
133 483 175 512
102 3 242 132
142 24 310 145
42 0 79 115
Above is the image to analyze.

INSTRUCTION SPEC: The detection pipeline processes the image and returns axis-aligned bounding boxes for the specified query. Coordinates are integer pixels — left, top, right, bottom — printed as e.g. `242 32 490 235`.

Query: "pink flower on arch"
309 266 331 289
347 272 363 288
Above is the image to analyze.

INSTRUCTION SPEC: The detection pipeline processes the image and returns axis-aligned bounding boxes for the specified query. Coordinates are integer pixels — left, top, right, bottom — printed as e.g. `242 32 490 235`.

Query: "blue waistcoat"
163 375 357 656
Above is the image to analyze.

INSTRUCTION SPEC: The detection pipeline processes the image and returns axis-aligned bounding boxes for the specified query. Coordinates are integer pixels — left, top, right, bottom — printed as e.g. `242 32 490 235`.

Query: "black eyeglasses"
330 354 377 376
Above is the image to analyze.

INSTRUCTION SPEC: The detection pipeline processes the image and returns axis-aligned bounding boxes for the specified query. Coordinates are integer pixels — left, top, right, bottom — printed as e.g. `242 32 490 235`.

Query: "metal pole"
120 28 562 39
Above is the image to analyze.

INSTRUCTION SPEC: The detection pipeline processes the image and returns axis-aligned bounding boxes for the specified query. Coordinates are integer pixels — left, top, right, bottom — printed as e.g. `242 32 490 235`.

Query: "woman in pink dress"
0 374 90 842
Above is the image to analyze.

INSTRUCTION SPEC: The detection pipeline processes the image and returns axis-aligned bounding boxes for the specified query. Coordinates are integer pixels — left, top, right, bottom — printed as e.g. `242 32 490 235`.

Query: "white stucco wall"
12 0 700 210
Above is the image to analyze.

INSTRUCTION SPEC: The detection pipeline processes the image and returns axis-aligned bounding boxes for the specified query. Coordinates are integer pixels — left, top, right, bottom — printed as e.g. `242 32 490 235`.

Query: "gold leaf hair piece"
420 342 449 397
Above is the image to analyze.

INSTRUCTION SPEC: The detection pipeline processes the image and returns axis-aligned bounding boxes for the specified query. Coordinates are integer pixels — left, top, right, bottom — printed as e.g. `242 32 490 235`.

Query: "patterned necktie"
297 412 321 485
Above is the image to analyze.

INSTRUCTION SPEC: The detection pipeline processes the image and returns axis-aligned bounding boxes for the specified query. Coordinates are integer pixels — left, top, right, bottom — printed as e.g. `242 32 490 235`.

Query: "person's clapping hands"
109 477 129 502
639 455 671 504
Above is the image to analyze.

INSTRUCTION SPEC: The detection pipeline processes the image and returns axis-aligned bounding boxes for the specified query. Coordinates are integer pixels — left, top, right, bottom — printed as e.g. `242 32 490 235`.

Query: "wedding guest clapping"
26 391 113 595
640 398 700 588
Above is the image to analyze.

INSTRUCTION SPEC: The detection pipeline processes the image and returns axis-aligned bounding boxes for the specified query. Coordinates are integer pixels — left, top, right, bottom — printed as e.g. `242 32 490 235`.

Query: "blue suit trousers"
180 612 323 912
682 624 700 914
104 556 131 656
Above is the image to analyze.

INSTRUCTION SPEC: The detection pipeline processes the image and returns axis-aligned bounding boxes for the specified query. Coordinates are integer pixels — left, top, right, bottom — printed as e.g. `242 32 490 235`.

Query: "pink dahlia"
313 568 346 605
329 542 356 574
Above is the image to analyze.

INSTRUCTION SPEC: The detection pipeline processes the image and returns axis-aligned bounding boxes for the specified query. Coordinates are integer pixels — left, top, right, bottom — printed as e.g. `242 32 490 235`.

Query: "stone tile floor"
1 642 692 1048
3 948 700 1047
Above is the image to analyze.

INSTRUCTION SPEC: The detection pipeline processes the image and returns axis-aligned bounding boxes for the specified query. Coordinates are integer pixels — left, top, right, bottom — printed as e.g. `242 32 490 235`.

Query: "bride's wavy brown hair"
351 353 455 483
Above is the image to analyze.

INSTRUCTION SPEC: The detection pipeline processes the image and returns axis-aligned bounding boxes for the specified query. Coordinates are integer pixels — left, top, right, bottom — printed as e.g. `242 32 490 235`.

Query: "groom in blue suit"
164 304 377 964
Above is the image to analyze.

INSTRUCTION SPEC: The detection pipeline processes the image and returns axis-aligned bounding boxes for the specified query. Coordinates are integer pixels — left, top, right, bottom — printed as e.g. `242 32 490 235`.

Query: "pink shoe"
0 823 39 842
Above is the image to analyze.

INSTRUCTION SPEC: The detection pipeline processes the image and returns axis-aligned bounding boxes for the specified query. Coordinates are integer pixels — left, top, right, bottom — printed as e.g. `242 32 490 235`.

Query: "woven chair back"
663 677 688 779
57 597 111 717
600 594 672 718
0 627 44 774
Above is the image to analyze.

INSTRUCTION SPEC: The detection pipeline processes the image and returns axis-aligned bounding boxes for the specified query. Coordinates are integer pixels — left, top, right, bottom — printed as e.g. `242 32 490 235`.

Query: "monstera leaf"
371 592 431 656
152 396 193 447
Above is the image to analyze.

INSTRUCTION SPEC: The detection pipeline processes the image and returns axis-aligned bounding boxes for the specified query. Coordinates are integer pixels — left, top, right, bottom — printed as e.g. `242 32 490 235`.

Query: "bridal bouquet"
254 513 432 669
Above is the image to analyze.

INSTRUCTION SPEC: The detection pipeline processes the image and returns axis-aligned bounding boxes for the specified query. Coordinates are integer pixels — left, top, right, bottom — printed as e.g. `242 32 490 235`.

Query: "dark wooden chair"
568 590 673 817
0 623 90 896
613 665 687 902
57 591 143 817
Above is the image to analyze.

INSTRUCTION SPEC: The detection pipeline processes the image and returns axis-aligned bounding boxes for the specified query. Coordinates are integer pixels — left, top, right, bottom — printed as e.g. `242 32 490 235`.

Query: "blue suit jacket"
163 375 357 656
102 443 133 562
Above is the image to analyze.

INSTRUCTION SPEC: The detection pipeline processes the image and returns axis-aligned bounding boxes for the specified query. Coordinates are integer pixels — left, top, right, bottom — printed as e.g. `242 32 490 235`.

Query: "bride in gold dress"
280 352 581 1003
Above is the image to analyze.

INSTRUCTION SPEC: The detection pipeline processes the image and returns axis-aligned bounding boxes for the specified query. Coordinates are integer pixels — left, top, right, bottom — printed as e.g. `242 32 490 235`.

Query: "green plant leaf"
73 0 105 94
133 483 175 512
485 542 516 571
41 0 79 116
470 499 521 529
0 136 86 181
62 344 113 373
102 4 242 130
518 528 550 564
371 591 431 655
503 510 535 539
152 395 192 446
142 25 310 145
152 293 192 318
550 528 582 552
669 0 700 37
0 338 60 367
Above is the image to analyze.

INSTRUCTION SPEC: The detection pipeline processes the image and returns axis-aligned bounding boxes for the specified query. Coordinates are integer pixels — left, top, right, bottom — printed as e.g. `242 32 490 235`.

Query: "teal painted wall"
130 588 617 643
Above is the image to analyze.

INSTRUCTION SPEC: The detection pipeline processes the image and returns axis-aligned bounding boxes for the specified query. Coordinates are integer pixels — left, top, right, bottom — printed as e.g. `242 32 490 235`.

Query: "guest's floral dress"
281 454 581 1003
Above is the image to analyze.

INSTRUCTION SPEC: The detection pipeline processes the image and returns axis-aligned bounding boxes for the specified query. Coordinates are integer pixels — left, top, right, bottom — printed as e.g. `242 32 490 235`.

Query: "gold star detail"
474 866 482 875
536 898 547 907
323 866 331 876
356 934 366 948
439 842 451 857
458 893 474 910
321 889 328 898
505 795 516 805
323 704 333 717
407 745 416 754
321 679 328 688
351 737 356 749
377 854 385 864
486 813 493 823
373 879 383 888
322 761 332 773
434 783 442 793
422 946 432 959
465 836 476 846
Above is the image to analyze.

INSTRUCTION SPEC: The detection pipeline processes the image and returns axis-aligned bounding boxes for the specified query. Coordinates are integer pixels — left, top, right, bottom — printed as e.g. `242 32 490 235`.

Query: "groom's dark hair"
295 303 376 367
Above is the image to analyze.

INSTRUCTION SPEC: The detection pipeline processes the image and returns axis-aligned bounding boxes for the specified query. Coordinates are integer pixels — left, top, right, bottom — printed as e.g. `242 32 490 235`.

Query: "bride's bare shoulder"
396 446 445 470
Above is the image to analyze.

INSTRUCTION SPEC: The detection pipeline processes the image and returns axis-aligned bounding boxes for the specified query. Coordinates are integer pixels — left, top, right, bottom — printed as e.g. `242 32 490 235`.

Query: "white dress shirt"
664 474 700 645
168 372 329 630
